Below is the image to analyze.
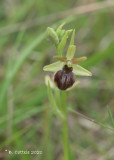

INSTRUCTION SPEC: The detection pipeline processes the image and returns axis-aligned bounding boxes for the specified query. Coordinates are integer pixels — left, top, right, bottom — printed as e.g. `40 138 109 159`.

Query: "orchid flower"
43 25 92 90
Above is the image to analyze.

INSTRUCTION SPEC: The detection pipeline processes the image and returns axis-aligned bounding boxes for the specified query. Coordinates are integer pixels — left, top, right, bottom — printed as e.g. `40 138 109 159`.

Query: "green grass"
0 0 114 160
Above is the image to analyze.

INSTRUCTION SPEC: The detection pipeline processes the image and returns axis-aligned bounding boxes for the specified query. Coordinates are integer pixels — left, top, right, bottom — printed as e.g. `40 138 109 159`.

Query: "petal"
66 45 76 60
53 56 67 62
73 64 92 76
71 57 87 64
43 61 64 72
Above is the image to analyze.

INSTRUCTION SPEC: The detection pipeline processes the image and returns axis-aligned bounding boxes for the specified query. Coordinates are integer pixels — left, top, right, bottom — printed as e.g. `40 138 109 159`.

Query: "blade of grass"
68 108 114 131
0 32 46 107
107 106 114 128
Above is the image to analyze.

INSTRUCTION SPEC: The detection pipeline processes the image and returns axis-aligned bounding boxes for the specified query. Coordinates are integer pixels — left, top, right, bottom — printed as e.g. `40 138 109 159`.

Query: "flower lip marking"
54 64 75 90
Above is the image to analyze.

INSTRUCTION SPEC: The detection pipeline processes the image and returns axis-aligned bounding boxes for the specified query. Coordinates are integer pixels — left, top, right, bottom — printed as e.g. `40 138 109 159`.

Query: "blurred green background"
0 0 114 160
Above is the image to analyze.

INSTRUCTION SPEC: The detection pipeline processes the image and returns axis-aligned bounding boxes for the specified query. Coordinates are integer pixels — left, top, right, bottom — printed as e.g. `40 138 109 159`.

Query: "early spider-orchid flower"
43 26 92 90
43 44 92 90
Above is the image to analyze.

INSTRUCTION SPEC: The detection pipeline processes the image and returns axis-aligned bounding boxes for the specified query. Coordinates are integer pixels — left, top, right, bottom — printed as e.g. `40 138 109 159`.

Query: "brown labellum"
54 65 76 90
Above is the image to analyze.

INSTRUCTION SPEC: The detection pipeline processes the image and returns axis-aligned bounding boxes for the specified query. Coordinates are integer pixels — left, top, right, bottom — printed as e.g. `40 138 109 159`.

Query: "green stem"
61 91 69 160
62 117 69 160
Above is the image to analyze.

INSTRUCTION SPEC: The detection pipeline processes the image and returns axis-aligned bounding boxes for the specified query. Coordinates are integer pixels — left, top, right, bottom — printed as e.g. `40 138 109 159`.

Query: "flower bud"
46 27 59 45
57 29 66 40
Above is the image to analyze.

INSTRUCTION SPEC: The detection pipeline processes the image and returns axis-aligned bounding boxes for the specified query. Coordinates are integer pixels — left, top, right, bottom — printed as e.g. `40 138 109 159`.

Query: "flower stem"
62 117 69 160
61 91 69 160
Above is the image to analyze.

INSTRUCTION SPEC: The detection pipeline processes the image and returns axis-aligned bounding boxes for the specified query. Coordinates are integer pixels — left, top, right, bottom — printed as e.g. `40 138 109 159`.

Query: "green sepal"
43 61 64 72
73 64 92 76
